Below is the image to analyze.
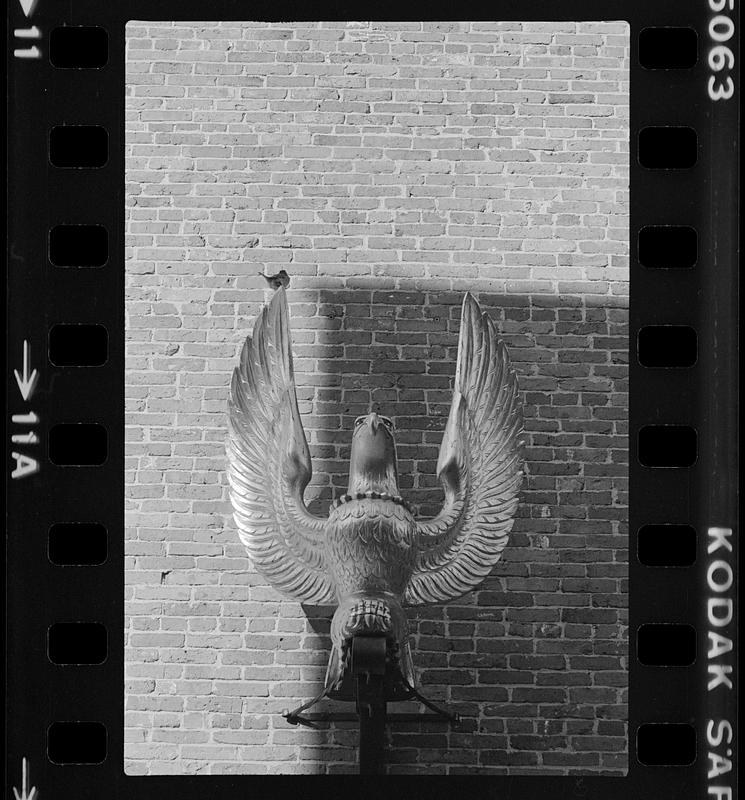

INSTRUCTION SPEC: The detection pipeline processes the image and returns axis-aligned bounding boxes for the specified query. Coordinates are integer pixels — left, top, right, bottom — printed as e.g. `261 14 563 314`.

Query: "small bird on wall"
259 269 290 290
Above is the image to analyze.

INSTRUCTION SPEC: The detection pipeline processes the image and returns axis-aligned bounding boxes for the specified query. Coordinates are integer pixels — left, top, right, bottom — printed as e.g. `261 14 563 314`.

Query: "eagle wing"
404 293 523 606
227 287 336 605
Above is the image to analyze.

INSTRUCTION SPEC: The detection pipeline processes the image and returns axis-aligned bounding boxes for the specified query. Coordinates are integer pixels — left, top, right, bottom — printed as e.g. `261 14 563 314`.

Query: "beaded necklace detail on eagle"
227 288 523 695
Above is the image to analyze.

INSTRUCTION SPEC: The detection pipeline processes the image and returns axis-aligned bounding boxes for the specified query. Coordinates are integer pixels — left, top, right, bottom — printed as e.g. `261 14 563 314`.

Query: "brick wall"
125 21 629 775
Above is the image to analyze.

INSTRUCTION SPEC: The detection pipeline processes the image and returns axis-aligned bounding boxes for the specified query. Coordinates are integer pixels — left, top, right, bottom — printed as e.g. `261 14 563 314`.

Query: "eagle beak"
368 413 380 433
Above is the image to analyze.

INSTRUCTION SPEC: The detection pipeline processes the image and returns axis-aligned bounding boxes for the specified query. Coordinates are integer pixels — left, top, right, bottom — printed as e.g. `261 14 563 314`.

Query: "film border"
6 0 738 797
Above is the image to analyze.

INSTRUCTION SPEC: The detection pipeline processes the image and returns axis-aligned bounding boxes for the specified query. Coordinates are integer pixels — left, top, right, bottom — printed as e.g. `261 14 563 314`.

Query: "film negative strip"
6 0 739 795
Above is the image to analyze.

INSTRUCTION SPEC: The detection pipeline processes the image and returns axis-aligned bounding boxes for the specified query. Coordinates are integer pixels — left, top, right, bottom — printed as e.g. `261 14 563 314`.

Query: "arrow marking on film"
13 758 37 800
18 0 38 18
14 340 38 401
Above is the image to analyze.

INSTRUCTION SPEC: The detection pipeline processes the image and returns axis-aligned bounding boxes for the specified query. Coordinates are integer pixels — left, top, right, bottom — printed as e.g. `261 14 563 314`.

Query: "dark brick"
512 688 568 703
511 735 567 751
571 736 626 752
481 750 539 766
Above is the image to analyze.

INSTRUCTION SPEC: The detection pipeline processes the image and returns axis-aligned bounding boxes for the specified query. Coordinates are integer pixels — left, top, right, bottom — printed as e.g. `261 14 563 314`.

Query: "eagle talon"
284 713 320 729
282 684 332 728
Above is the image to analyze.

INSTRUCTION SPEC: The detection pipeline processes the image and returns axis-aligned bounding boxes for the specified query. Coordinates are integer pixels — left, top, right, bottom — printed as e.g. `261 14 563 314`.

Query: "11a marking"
11 340 39 479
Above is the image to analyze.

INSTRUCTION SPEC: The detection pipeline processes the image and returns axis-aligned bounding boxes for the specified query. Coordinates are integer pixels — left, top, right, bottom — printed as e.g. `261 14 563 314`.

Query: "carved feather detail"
226 288 336 605
404 293 524 606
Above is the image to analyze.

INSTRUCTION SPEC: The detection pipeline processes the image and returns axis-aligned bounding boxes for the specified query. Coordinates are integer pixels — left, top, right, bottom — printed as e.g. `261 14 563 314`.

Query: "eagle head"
347 412 399 496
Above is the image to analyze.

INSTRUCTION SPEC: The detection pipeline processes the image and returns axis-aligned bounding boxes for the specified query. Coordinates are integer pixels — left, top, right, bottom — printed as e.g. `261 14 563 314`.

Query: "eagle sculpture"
227 288 523 711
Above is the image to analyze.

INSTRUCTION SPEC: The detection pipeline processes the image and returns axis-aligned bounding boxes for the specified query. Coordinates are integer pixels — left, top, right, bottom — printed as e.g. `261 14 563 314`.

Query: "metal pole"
351 637 388 775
